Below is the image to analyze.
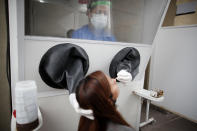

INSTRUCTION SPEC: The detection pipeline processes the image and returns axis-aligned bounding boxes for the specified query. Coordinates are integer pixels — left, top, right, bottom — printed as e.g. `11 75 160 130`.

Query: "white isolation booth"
9 0 170 131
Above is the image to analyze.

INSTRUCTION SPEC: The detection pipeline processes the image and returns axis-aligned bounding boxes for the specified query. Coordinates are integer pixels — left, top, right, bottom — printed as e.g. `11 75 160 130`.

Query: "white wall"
150 26 197 122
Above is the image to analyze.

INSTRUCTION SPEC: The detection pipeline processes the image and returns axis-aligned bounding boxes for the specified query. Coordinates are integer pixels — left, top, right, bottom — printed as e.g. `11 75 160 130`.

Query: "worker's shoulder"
107 121 135 131
74 25 89 33
72 25 89 38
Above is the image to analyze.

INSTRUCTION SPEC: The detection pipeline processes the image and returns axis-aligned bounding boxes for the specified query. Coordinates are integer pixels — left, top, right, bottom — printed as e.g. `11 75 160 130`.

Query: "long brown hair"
76 71 130 131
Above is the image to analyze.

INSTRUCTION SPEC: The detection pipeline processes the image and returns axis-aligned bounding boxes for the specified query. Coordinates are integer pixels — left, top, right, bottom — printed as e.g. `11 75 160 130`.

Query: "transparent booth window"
25 0 168 44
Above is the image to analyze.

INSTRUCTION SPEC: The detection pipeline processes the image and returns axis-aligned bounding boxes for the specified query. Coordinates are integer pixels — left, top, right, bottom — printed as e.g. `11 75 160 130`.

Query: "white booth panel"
24 37 151 93
23 37 151 131
38 95 80 131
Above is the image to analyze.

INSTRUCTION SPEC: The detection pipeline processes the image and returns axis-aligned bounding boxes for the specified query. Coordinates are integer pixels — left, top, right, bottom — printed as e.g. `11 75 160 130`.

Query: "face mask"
90 13 108 30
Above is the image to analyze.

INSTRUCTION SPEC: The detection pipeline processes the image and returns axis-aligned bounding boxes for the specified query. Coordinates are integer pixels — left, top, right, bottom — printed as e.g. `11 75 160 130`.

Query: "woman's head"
76 71 129 131
76 71 119 115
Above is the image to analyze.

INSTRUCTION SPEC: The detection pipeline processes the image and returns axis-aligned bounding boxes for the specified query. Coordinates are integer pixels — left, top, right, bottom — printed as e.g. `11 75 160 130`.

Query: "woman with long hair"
76 71 135 131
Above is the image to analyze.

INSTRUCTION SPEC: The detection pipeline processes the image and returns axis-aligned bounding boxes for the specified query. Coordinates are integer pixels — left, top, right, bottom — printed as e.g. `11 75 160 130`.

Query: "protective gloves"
116 70 132 83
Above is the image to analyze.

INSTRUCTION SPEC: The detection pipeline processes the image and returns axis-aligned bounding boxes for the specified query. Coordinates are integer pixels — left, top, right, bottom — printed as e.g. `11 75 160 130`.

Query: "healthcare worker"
76 71 135 131
72 0 116 41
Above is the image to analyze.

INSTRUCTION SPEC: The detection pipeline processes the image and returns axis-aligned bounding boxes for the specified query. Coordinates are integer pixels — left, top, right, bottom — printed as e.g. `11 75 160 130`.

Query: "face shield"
87 0 113 37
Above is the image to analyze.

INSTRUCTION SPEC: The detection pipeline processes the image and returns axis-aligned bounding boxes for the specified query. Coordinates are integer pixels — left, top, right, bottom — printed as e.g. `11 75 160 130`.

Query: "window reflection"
25 0 168 44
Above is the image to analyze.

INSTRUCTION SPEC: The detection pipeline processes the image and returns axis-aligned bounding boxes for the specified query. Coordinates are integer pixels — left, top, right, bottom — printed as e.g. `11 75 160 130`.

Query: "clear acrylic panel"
25 0 168 44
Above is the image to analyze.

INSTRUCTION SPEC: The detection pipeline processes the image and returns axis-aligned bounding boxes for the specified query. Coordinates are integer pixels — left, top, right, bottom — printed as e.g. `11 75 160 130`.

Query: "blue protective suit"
72 25 116 41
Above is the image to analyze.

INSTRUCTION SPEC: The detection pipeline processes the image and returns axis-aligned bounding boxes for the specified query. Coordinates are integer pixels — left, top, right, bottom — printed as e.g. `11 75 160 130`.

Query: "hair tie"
69 93 95 120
